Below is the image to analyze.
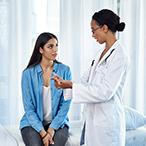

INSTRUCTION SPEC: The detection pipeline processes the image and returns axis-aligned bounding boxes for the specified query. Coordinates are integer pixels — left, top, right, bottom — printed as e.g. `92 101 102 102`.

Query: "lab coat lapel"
88 40 120 84
88 49 103 83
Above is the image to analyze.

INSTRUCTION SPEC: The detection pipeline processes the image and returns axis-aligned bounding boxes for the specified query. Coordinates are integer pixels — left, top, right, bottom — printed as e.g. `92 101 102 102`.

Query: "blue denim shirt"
20 62 72 132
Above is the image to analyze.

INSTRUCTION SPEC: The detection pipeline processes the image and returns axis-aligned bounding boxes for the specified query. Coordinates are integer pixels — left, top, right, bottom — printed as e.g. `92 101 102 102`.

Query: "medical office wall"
0 0 146 125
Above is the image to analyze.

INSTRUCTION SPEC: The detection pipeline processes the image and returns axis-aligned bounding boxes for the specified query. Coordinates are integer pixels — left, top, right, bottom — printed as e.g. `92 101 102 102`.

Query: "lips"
52 53 57 57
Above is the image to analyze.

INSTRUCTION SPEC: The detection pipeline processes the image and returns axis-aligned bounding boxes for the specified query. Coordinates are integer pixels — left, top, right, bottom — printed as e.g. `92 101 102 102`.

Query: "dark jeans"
80 122 85 146
21 125 69 146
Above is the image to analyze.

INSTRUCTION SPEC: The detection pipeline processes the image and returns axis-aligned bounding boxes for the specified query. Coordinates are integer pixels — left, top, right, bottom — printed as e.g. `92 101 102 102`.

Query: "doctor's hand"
51 73 73 89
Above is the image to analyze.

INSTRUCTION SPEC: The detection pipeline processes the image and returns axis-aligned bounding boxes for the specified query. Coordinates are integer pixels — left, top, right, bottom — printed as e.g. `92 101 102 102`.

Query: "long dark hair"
92 9 125 32
26 32 60 69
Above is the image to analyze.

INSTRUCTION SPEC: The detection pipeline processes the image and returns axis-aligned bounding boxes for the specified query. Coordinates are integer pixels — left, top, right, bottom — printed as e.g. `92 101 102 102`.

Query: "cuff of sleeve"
63 89 73 100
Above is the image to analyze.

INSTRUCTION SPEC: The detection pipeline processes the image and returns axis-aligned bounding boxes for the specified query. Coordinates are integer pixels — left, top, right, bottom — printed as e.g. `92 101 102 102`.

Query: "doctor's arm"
51 68 90 89
72 56 129 103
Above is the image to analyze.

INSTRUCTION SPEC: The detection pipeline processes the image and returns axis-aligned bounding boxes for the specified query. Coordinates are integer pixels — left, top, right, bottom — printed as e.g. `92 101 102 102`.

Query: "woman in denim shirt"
20 32 72 146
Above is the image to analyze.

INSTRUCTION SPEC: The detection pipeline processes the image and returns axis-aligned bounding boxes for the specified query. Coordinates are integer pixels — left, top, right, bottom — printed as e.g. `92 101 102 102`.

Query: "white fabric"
63 89 73 100
42 86 52 125
0 0 32 125
70 40 130 146
3 125 25 146
59 0 117 121
0 124 17 146
120 0 146 114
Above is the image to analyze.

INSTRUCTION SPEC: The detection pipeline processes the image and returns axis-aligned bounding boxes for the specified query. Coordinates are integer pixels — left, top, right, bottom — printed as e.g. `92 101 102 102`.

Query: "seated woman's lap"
21 125 69 146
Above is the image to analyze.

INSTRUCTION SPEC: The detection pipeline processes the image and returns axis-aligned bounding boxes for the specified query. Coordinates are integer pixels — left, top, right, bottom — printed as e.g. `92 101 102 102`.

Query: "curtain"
59 0 117 120
120 0 146 114
0 0 32 125
0 0 146 125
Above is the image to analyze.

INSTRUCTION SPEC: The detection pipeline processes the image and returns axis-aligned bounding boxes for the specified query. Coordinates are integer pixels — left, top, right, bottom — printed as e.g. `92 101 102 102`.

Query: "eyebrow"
47 44 54 46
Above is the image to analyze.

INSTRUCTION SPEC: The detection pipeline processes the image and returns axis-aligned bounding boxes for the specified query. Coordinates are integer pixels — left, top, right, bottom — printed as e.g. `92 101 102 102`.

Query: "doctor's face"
91 19 105 44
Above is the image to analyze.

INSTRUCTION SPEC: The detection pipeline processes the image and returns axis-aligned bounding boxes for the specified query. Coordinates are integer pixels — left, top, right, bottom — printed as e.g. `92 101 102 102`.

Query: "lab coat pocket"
92 66 107 84
93 103 115 127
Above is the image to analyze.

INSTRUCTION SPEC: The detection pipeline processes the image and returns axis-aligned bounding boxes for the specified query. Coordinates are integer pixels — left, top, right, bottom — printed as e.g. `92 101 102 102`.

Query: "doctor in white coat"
52 9 130 146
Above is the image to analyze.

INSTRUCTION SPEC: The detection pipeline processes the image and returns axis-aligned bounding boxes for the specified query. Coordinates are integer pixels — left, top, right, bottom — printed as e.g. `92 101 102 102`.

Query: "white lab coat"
64 40 130 146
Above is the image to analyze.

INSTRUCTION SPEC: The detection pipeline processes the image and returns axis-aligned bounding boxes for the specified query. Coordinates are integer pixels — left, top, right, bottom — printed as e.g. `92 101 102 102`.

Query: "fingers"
42 133 54 146
47 133 54 145
51 77 60 85
52 73 63 82
53 73 60 79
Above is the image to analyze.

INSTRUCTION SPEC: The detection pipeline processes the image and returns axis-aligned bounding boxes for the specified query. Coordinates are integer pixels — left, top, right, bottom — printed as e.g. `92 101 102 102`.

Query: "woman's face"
91 19 106 44
39 38 58 61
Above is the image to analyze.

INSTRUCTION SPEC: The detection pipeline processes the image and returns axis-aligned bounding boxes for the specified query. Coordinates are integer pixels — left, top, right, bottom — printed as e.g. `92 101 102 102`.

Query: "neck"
40 60 54 72
105 32 117 51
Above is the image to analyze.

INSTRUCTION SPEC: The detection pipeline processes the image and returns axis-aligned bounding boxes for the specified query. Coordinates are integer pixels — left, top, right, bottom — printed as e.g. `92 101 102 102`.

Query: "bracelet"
47 131 53 138
42 133 48 139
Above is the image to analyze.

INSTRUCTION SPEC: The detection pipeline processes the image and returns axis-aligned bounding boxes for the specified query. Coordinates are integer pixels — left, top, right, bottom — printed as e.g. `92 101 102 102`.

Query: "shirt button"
52 108 54 110
51 88 52 90
51 98 53 100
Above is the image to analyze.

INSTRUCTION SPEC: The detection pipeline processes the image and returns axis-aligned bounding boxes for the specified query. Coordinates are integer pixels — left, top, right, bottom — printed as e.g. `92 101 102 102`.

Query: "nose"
54 46 58 52
92 33 95 38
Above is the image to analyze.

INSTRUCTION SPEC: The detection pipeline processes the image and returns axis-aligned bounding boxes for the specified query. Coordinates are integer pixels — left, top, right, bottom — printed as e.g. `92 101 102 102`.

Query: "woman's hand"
40 129 54 146
47 127 55 139
51 73 73 89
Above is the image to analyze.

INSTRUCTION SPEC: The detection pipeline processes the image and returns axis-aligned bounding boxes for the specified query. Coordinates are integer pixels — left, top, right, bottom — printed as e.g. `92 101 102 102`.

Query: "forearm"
61 80 73 89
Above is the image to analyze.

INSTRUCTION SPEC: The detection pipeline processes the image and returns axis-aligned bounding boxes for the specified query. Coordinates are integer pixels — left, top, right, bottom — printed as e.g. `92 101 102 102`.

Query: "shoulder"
112 43 130 68
22 64 39 77
114 42 129 61
55 62 71 71
54 62 72 80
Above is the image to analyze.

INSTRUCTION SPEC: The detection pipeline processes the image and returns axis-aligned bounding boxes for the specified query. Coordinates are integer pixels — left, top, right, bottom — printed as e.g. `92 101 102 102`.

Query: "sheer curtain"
0 0 32 125
120 0 146 114
0 0 146 125
59 0 117 120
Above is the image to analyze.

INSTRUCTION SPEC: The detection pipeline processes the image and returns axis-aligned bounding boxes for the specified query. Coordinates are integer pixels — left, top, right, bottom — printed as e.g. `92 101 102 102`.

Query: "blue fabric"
124 106 146 130
20 62 72 132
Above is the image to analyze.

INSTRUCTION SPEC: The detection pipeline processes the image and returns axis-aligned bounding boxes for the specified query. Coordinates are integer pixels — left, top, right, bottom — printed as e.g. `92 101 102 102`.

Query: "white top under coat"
42 86 52 125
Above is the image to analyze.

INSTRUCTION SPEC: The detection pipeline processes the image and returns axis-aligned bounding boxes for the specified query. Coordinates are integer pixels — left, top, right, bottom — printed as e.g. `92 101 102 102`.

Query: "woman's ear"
39 47 43 54
102 24 108 34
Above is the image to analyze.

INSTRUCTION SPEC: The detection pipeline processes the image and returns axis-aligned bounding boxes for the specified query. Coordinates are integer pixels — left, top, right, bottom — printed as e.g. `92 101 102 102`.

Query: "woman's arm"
21 71 44 132
22 70 54 145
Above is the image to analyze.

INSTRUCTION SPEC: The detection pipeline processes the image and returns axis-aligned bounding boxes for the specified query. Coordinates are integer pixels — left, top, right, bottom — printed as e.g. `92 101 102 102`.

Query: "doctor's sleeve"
63 68 90 100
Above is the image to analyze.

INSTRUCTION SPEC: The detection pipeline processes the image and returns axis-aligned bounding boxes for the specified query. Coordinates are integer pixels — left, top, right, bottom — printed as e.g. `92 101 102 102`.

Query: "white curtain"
120 0 146 114
59 0 117 120
0 0 32 125
0 0 146 125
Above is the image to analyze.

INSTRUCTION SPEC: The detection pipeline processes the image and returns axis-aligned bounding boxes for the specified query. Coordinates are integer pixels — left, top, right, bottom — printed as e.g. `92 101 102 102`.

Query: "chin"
98 40 104 44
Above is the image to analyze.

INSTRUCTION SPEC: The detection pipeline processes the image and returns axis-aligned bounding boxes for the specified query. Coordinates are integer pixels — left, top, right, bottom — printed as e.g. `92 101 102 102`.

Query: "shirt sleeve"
21 70 44 132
